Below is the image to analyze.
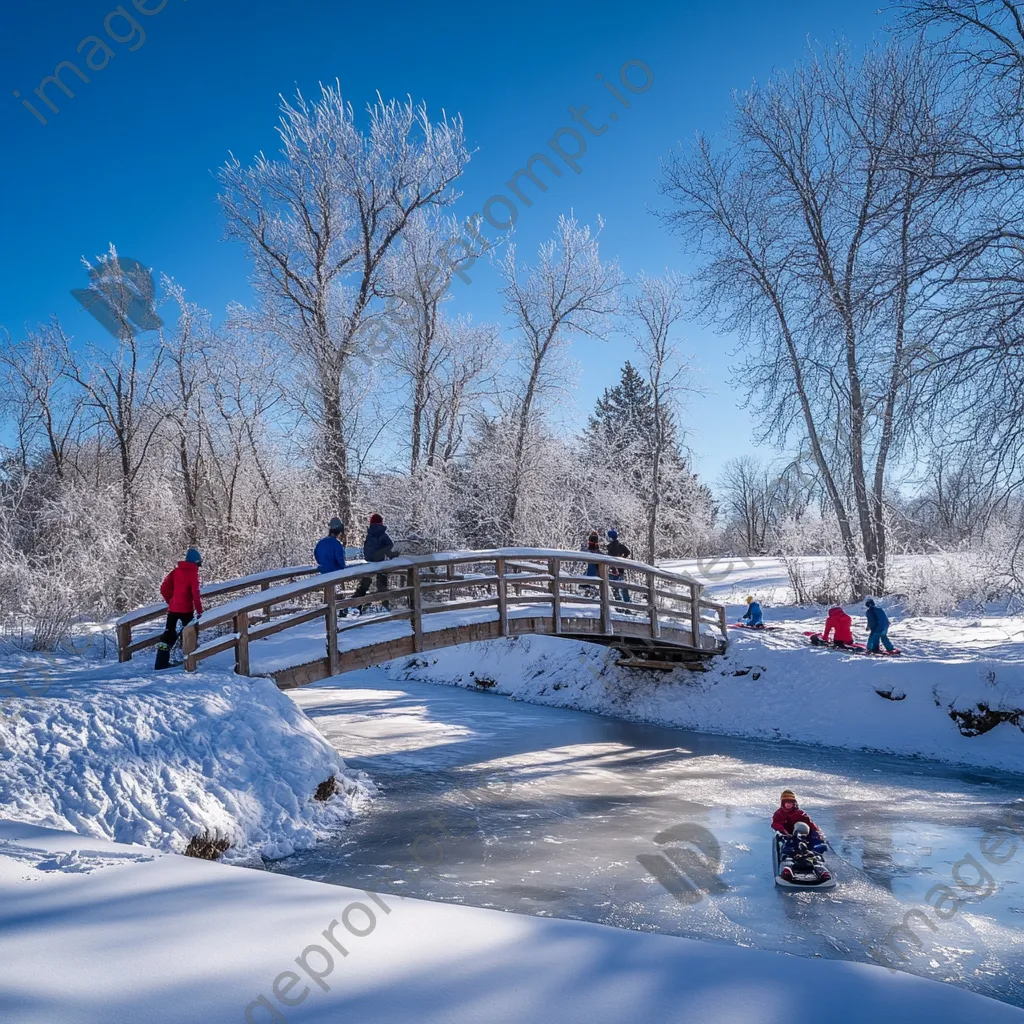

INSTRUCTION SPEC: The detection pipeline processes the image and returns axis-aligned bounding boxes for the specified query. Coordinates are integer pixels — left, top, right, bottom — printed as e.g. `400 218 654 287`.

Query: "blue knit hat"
185 547 202 565
865 598 875 607
608 529 618 539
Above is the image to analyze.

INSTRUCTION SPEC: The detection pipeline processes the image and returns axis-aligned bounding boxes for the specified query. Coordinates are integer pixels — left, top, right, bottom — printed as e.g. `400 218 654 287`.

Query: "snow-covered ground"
0 649 373 861
276 672 1024 1006
383 612 1024 772
2 820 1021 1023
1 555 1021 1020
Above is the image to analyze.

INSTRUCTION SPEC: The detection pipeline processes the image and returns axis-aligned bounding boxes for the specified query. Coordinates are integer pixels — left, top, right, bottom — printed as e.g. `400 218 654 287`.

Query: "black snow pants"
354 569 390 612
154 612 192 670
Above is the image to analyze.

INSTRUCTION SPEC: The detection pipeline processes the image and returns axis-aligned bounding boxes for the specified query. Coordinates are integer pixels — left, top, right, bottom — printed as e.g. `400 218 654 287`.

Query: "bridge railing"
114 564 323 663
116 549 729 674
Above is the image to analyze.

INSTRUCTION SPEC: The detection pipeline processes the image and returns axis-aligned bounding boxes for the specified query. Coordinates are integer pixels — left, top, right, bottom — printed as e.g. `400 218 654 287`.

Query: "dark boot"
154 643 171 671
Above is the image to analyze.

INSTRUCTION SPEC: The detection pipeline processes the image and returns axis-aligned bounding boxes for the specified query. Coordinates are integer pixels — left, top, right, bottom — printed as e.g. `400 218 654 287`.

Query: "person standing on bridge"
154 548 203 670
355 513 395 614
314 518 349 618
605 529 631 604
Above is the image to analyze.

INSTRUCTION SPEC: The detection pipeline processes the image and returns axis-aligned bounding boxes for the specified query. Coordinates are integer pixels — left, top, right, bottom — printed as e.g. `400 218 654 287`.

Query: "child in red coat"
155 548 203 670
823 607 854 646
772 789 830 881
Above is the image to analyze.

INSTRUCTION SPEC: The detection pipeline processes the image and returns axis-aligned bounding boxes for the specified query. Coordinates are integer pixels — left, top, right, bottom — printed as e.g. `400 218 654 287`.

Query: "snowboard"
772 832 837 890
729 623 783 631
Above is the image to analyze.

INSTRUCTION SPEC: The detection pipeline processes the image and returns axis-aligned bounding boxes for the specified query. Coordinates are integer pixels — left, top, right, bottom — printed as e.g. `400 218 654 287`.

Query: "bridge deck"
116 550 729 684
239 600 718 686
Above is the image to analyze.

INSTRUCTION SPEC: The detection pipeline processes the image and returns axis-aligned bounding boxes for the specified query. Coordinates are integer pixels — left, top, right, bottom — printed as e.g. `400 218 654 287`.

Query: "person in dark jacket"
155 548 203 670
314 518 349 617
354 514 396 614
605 528 631 604
581 530 602 597
865 598 894 653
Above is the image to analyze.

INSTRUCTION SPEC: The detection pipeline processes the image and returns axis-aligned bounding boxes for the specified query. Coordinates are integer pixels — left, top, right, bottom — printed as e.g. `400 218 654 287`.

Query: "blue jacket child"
741 595 764 628
865 598 894 653
314 518 347 573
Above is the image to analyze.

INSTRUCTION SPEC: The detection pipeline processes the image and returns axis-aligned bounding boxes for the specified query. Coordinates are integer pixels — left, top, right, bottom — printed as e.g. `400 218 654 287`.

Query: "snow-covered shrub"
811 559 854 606
892 549 1017 614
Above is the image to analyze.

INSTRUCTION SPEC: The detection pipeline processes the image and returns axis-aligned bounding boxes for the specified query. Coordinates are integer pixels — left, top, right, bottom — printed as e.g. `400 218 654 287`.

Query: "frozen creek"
270 670 1024 1008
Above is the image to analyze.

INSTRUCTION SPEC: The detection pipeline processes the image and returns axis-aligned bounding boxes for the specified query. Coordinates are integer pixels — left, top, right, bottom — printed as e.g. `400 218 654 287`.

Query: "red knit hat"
370 513 384 525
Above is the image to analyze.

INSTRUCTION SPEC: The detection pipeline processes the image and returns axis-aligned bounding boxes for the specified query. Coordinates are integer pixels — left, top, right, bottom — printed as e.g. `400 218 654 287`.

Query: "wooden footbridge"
116 549 728 687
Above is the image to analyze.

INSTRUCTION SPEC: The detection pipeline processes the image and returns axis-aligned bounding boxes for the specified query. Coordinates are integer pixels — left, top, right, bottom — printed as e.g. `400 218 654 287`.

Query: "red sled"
804 632 900 656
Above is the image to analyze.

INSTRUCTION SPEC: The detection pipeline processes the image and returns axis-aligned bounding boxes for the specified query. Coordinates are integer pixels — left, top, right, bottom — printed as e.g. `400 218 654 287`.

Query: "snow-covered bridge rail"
117 550 728 685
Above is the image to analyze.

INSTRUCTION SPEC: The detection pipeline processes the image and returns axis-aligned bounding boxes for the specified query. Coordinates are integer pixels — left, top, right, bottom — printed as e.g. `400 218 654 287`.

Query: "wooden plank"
420 597 499 616
598 563 611 634
183 622 199 672
550 558 562 634
126 631 165 657
235 610 250 675
689 581 702 649
495 557 508 637
648 571 660 640
189 633 239 662
117 623 132 663
325 583 339 676
248 605 328 643
411 566 423 653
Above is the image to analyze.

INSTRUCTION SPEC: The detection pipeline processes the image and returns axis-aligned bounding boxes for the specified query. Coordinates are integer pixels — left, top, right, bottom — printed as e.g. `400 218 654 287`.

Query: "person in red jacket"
822 606 854 647
772 789 830 882
155 548 204 670
772 789 822 837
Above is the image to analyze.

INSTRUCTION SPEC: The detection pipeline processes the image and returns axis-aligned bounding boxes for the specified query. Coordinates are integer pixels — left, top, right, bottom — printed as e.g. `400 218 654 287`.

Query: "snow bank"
1 821 1020 1024
383 617 1024 774
0 651 373 861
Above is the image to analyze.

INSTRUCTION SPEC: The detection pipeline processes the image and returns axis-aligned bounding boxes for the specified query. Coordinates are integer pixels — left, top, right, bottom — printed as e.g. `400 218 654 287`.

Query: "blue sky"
0 0 892 482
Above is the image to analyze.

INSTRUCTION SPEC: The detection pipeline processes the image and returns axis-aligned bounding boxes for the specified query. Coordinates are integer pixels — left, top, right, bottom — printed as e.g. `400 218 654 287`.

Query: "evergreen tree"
585 362 715 558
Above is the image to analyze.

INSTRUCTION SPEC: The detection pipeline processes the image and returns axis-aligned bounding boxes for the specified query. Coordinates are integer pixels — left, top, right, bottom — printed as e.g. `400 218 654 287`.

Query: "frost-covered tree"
660 41 964 594
218 86 471 523
497 215 621 543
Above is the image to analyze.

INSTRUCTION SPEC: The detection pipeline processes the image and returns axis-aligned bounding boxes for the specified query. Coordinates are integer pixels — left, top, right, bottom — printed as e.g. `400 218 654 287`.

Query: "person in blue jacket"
741 594 764 628
314 518 347 573
354 513 396 614
314 518 349 616
865 598 894 653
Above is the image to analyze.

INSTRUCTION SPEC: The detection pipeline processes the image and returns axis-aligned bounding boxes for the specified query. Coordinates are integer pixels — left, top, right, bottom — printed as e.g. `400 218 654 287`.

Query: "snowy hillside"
0 651 373 861
385 608 1024 773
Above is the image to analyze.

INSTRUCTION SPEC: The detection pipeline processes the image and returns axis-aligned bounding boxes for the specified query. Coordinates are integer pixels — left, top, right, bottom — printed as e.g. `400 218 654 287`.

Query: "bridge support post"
549 558 562 634
599 563 611 634
235 610 250 675
410 566 424 652
183 622 198 672
325 583 339 675
647 571 660 639
690 582 702 650
495 557 508 636
117 623 132 663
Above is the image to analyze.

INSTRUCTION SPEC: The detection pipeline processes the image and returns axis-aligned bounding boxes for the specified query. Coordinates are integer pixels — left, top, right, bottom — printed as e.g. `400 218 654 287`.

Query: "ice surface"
274 670 1024 1009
